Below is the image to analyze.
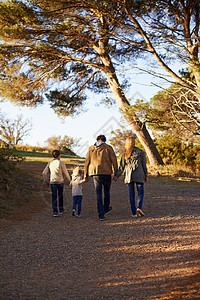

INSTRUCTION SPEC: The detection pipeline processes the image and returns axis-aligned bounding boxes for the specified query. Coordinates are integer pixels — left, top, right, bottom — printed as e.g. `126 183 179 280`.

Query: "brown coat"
84 143 118 177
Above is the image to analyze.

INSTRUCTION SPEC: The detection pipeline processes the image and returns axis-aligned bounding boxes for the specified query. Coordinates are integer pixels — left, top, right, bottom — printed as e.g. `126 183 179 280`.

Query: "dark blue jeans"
72 195 82 215
128 182 144 215
93 175 112 219
50 183 64 213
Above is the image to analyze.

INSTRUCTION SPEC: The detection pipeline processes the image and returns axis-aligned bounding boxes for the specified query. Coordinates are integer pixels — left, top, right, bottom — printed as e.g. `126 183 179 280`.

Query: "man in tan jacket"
84 135 118 220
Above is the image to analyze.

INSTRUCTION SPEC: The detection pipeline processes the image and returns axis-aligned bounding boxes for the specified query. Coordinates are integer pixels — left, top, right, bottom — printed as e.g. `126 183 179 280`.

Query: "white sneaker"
132 214 137 218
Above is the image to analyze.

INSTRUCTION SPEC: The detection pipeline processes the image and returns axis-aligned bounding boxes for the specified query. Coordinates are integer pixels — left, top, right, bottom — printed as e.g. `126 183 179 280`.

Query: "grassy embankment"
0 150 85 216
16 150 85 164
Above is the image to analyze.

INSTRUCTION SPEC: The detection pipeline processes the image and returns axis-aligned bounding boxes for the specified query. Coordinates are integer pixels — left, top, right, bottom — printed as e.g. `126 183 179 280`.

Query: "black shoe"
59 208 65 215
99 216 106 221
72 210 76 216
105 206 112 215
53 212 58 217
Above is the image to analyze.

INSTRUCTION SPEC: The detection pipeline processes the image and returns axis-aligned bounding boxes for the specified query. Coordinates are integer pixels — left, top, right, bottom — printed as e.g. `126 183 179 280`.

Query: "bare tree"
0 114 32 145
129 83 200 141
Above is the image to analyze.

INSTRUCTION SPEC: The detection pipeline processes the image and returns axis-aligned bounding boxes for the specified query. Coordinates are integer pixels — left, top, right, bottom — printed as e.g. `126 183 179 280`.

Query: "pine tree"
0 1 199 165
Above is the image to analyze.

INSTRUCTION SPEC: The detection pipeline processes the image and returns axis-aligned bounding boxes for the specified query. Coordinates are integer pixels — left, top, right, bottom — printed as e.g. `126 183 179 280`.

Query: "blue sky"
0 70 164 156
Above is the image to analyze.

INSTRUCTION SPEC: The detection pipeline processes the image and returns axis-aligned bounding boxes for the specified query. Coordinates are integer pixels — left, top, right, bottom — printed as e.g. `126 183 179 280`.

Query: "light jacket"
42 159 71 184
70 175 85 196
84 142 118 177
116 147 148 183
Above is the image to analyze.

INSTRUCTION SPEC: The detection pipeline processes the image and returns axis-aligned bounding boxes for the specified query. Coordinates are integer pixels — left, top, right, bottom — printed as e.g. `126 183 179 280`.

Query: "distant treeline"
14 144 76 156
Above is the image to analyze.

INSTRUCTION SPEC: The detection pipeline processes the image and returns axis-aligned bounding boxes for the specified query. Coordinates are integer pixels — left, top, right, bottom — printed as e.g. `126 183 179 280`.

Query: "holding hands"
113 176 118 182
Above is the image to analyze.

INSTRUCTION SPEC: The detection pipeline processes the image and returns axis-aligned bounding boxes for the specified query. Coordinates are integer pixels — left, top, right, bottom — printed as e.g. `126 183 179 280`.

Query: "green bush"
0 144 24 175
155 135 200 171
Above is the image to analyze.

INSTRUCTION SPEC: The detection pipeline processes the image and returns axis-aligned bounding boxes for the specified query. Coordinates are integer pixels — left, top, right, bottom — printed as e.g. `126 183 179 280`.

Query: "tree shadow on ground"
1 163 199 300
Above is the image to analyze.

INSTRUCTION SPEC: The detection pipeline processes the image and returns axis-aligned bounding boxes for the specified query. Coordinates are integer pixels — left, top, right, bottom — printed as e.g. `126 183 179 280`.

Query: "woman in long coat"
114 137 148 217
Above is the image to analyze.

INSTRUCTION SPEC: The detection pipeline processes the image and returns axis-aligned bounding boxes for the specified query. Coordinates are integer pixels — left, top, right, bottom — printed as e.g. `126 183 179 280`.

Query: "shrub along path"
0 162 200 300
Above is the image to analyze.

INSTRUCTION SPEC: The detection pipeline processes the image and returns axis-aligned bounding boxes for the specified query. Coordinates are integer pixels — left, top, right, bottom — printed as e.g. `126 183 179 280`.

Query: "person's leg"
72 196 77 214
103 175 112 213
93 176 104 219
136 182 144 210
51 184 58 214
57 183 64 212
128 182 137 215
77 195 82 216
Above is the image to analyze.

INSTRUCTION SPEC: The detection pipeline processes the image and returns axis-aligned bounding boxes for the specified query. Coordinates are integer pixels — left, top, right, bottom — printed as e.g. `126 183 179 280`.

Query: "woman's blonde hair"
124 137 135 160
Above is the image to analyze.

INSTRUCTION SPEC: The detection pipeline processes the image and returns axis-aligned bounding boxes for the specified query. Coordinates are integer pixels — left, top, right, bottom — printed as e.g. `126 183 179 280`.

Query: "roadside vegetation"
0 143 83 216
110 130 200 177
0 143 24 215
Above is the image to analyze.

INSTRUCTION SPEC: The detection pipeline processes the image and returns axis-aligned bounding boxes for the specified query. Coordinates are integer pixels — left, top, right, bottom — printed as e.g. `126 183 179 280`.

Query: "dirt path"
0 162 200 300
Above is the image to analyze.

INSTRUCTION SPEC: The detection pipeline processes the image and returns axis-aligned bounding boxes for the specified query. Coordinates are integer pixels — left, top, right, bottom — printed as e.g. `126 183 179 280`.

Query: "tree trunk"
126 120 164 166
100 56 164 166
192 62 200 93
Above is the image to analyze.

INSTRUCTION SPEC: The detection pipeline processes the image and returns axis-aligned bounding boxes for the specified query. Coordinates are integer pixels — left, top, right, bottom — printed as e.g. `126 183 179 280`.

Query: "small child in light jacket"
70 166 86 217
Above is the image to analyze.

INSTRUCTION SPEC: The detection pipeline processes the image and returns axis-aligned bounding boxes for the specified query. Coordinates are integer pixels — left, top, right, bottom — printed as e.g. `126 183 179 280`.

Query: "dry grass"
148 164 200 182
23 156 85 165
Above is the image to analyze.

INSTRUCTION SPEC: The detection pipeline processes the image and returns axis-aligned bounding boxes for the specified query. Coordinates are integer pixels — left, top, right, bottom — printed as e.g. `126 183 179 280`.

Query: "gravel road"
0 162 200 299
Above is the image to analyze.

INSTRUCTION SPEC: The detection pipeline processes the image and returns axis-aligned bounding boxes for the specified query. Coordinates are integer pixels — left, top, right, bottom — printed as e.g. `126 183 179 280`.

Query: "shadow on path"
0 163 200 299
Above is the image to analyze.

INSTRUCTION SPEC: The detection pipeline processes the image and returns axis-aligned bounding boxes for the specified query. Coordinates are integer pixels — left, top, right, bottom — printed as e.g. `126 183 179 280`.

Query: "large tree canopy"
0 0 199 165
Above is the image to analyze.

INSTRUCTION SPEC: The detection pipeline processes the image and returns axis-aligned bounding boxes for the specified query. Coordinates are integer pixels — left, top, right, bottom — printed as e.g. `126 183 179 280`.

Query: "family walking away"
42 149 71 217
114 137 148 217
84 134 118 221
70 166 86 218
42 136 147 220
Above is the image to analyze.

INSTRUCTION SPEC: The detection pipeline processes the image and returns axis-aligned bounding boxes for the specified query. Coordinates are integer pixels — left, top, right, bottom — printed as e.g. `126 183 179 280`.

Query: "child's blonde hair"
124 137 135 160
72 166 83 177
